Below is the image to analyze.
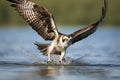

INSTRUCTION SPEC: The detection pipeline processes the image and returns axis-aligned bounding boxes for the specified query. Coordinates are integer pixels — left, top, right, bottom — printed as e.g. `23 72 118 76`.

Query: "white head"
59 35 72 48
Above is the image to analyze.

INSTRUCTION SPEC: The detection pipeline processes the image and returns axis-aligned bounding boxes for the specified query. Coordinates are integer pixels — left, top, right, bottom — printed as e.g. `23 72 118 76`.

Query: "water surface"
0 26 120 80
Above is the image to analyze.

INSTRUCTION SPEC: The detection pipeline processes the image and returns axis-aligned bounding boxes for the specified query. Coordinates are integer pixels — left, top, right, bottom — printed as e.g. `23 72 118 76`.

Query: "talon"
47 60 53 64
63 58 66 62
59 58 66 64
47 61 50 63
59 60 62 64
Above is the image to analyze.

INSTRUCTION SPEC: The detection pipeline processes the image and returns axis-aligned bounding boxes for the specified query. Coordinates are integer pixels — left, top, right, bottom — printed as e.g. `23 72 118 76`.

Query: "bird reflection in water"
37 66 65 77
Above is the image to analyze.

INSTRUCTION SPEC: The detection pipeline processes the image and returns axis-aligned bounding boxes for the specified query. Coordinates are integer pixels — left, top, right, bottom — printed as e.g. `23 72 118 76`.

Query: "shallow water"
0 26 120 80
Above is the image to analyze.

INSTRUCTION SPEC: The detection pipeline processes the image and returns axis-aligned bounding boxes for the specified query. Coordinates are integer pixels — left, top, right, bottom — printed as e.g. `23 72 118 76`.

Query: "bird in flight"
7 0 107 63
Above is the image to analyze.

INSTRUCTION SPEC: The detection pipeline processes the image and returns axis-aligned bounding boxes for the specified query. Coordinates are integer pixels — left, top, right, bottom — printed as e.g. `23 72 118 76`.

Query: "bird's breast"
54 45 65 52
52 37 67 52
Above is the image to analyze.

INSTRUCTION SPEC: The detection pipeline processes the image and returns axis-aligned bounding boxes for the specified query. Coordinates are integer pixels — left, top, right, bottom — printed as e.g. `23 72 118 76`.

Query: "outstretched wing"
69 0 107 44
7 0 58 40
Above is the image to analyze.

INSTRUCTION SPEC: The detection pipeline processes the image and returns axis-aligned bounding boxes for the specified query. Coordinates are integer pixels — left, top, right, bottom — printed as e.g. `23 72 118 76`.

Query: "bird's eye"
62 39 65 42
62 39 68 42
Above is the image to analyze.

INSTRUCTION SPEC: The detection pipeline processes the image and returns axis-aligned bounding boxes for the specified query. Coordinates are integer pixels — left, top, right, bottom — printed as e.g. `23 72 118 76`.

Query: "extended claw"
47 60 53 64
59 58 66 64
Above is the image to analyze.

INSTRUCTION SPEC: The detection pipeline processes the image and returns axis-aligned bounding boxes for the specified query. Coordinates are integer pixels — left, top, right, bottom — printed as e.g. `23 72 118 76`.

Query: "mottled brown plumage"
7 0 58 40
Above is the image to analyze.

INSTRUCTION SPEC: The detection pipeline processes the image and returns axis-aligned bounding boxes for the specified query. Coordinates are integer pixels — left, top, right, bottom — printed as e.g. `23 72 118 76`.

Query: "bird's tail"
34 42 50 56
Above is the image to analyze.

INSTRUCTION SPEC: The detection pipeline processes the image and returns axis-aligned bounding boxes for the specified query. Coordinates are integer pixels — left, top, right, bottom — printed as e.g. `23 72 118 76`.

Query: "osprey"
7 0 107 63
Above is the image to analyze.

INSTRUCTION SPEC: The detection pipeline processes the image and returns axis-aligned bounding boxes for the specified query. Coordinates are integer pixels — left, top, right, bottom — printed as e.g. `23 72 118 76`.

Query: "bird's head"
59 35 72 48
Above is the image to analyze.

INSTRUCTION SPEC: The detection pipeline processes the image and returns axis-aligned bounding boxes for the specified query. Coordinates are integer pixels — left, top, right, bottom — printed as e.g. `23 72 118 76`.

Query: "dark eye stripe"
62 36 69 42
62 39 65 42
62 35 65 42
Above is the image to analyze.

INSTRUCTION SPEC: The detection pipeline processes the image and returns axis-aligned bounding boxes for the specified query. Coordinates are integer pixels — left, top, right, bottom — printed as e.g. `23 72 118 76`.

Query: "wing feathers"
70 0 107 44
7 0 58 40
7 0 107 42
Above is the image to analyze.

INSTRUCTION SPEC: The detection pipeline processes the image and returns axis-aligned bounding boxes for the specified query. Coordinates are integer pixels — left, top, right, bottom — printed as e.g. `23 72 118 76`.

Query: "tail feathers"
34 42 50 56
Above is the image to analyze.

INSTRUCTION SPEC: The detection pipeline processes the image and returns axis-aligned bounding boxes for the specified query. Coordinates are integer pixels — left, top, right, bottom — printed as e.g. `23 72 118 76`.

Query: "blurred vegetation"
0 0 120 27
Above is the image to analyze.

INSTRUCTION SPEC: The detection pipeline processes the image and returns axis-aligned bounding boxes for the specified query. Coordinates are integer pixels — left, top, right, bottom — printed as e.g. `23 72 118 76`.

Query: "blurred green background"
0 0 120 27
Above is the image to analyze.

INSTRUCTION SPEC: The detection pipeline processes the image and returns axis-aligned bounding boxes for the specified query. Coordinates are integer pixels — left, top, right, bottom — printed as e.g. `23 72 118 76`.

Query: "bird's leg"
47 45 54 63
47 52 53 63
59 51 66 64
47 53 51 63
